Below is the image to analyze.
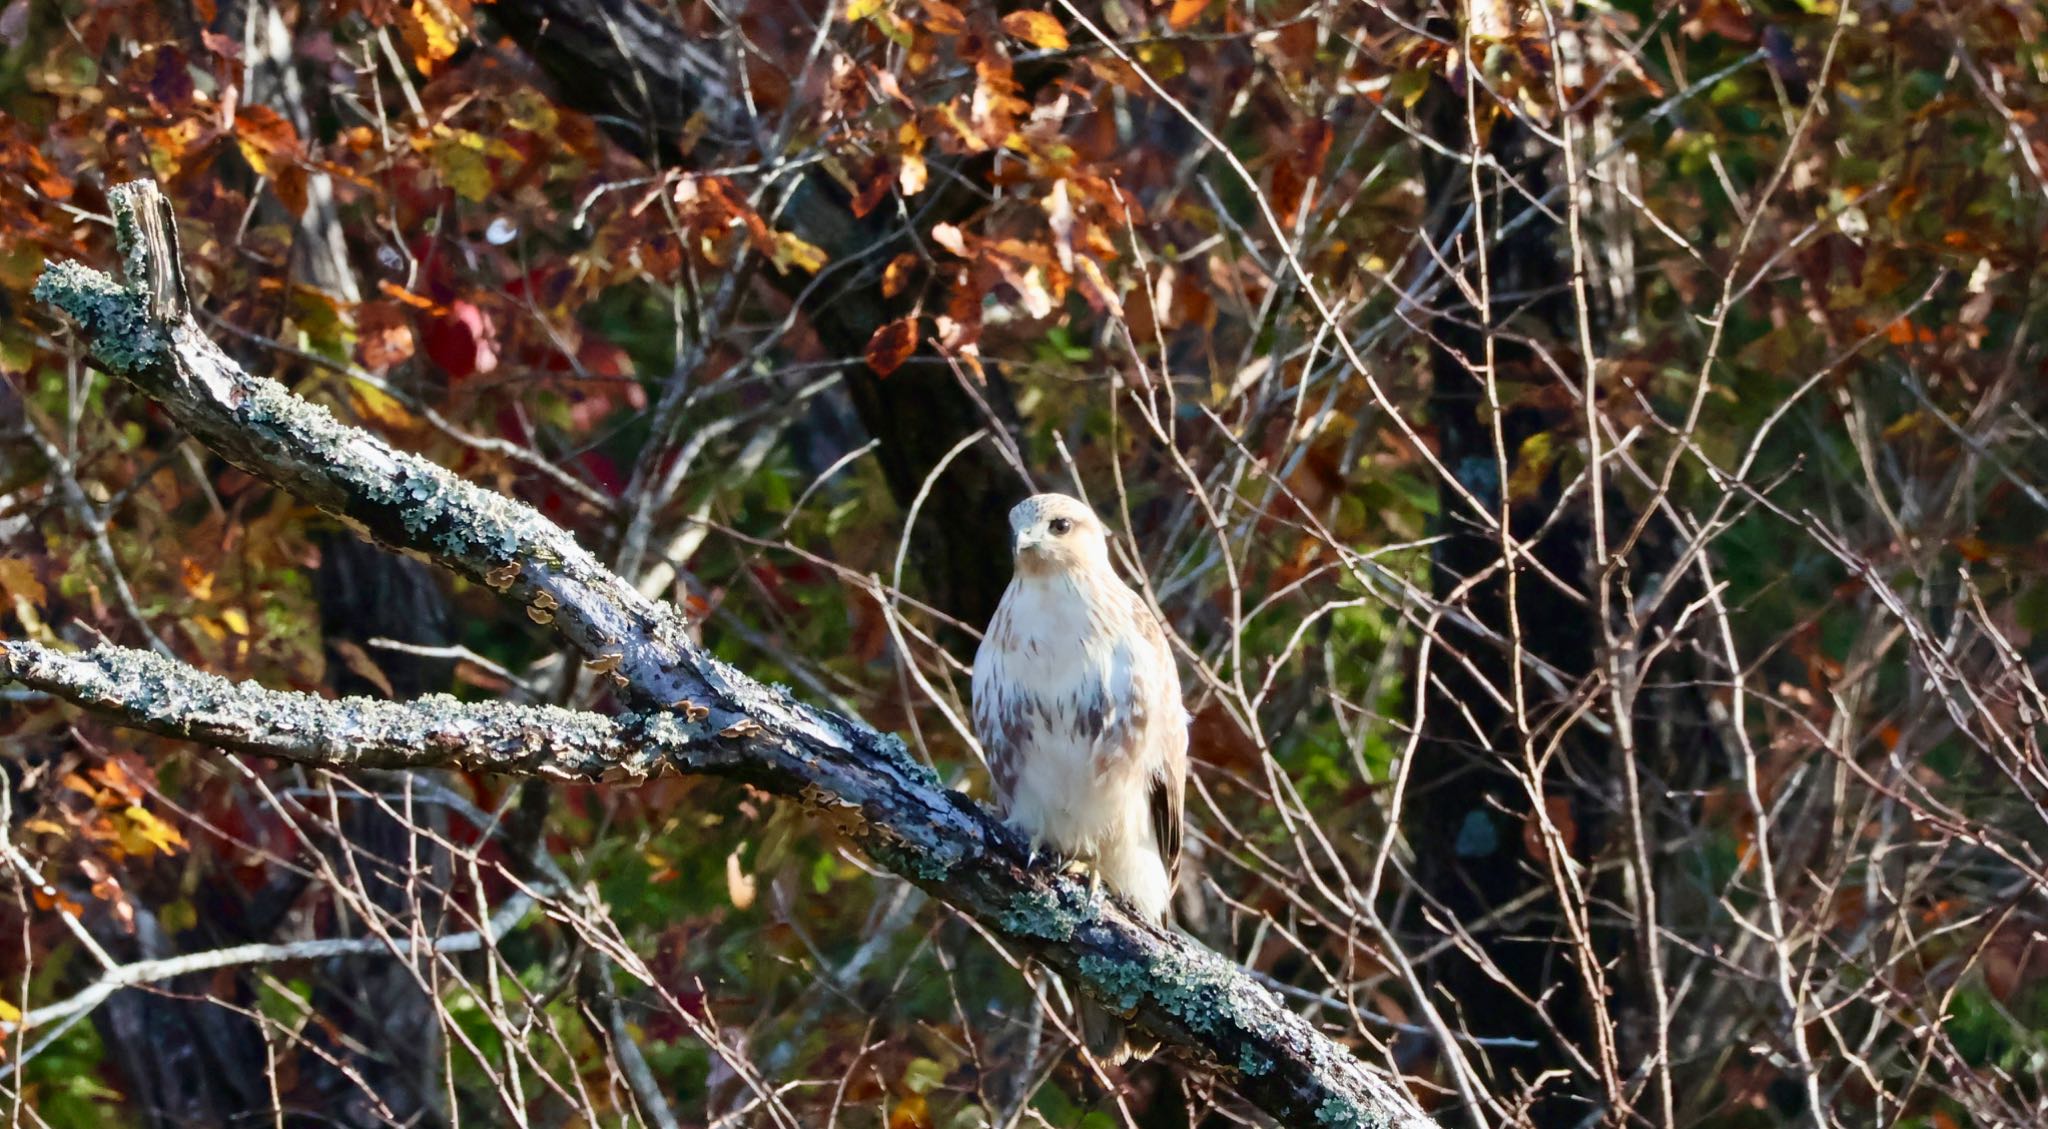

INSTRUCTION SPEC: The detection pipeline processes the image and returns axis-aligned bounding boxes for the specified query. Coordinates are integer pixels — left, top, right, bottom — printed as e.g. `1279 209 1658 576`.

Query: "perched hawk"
972 493 1188 1065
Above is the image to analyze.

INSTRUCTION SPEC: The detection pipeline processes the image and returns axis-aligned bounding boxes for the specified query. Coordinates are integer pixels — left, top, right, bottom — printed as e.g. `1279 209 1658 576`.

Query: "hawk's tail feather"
1081 998 1157 1067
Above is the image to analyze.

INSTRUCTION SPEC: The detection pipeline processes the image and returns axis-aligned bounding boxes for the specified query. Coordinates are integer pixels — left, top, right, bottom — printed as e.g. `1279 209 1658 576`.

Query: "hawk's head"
1008 493 1110 577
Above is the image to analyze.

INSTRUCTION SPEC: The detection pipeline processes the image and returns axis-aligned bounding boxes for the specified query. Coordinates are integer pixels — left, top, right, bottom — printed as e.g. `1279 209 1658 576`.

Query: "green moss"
875 731 941 789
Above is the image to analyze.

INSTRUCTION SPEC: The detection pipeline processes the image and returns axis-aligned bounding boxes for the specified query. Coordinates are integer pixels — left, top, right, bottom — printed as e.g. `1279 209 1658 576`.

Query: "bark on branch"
17 180 1436 1129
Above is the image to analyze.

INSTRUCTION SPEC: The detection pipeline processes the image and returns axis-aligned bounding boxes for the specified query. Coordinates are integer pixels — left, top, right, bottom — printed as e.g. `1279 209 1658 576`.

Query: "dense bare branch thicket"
2 1 2045 1127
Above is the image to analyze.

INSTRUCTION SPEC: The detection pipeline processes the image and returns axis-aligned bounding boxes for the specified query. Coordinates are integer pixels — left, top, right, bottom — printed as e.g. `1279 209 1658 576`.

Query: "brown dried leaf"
865 316 920 376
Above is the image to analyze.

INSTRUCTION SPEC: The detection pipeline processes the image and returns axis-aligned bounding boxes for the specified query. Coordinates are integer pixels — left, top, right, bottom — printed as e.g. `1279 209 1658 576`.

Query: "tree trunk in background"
1406 39 1721 1118
1409 72 1617 1125
489 0 1028 628
307 532 455 1126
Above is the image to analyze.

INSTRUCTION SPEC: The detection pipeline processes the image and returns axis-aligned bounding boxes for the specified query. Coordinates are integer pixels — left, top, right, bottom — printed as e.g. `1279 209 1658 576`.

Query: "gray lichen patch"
1076 953 1148 1014
867 838 955 883
32 263 167 376
1315 1092 1392 1129
998 886 1084 941
228 371 547 566
1145 940 1256 1037
1236 1044 1274 1077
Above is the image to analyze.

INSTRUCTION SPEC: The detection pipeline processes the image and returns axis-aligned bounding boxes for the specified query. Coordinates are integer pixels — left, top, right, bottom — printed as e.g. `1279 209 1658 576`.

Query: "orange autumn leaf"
1167 0 1209 31
355 301 418 372
864 316 919 376
1001 10 1068 50
233 104 309 215
378 279 448 315
882 252 919 298
919 0 967 35
399 0 469 75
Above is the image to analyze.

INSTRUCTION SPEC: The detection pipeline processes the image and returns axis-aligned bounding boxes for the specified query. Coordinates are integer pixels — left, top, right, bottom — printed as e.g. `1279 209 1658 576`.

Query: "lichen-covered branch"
0 641 693 781
20 180 1436 1129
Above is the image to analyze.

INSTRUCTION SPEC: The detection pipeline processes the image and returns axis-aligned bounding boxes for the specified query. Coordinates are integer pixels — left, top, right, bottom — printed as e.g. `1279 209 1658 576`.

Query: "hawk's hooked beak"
1012 528 1045 558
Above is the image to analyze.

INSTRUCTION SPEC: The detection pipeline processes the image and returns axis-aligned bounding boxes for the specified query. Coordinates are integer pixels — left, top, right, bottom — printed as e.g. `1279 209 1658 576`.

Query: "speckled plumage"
972 494 1188 1064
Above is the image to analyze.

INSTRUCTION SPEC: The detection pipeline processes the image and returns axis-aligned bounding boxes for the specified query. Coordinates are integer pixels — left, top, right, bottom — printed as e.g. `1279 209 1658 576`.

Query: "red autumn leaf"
420 299 500 380
850 156 894 218
1522 795 1578 867
864 316 919 376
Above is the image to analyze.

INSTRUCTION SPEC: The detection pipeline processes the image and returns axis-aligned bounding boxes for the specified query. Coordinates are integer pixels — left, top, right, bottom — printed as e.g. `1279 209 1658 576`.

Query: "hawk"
971 493 1188 1065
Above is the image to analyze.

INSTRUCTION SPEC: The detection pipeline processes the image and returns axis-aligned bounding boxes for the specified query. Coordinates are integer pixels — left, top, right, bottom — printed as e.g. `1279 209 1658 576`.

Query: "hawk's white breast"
972 568 1177 922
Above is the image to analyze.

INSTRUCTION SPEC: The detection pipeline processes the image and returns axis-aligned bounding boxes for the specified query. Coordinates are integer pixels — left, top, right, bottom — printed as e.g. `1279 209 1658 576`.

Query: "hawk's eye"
1048 518 1074 536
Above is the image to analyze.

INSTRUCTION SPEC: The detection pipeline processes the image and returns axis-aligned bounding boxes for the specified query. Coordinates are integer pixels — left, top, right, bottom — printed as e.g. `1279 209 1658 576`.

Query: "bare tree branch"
16 179 1437 1129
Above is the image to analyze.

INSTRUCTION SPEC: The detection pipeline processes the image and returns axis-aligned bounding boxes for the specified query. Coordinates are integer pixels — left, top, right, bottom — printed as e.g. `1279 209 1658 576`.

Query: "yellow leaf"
1508 431 1558 503
771 230 830 273
180 558 215 601
898 153 928 196
0 998 19 1023
0 558 45 608
845 0 887 21
1136 41 1186 79
220 608 249 636
121 805 190 856
420 126 497 202
1001 10 1068 50
350 378 421 431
